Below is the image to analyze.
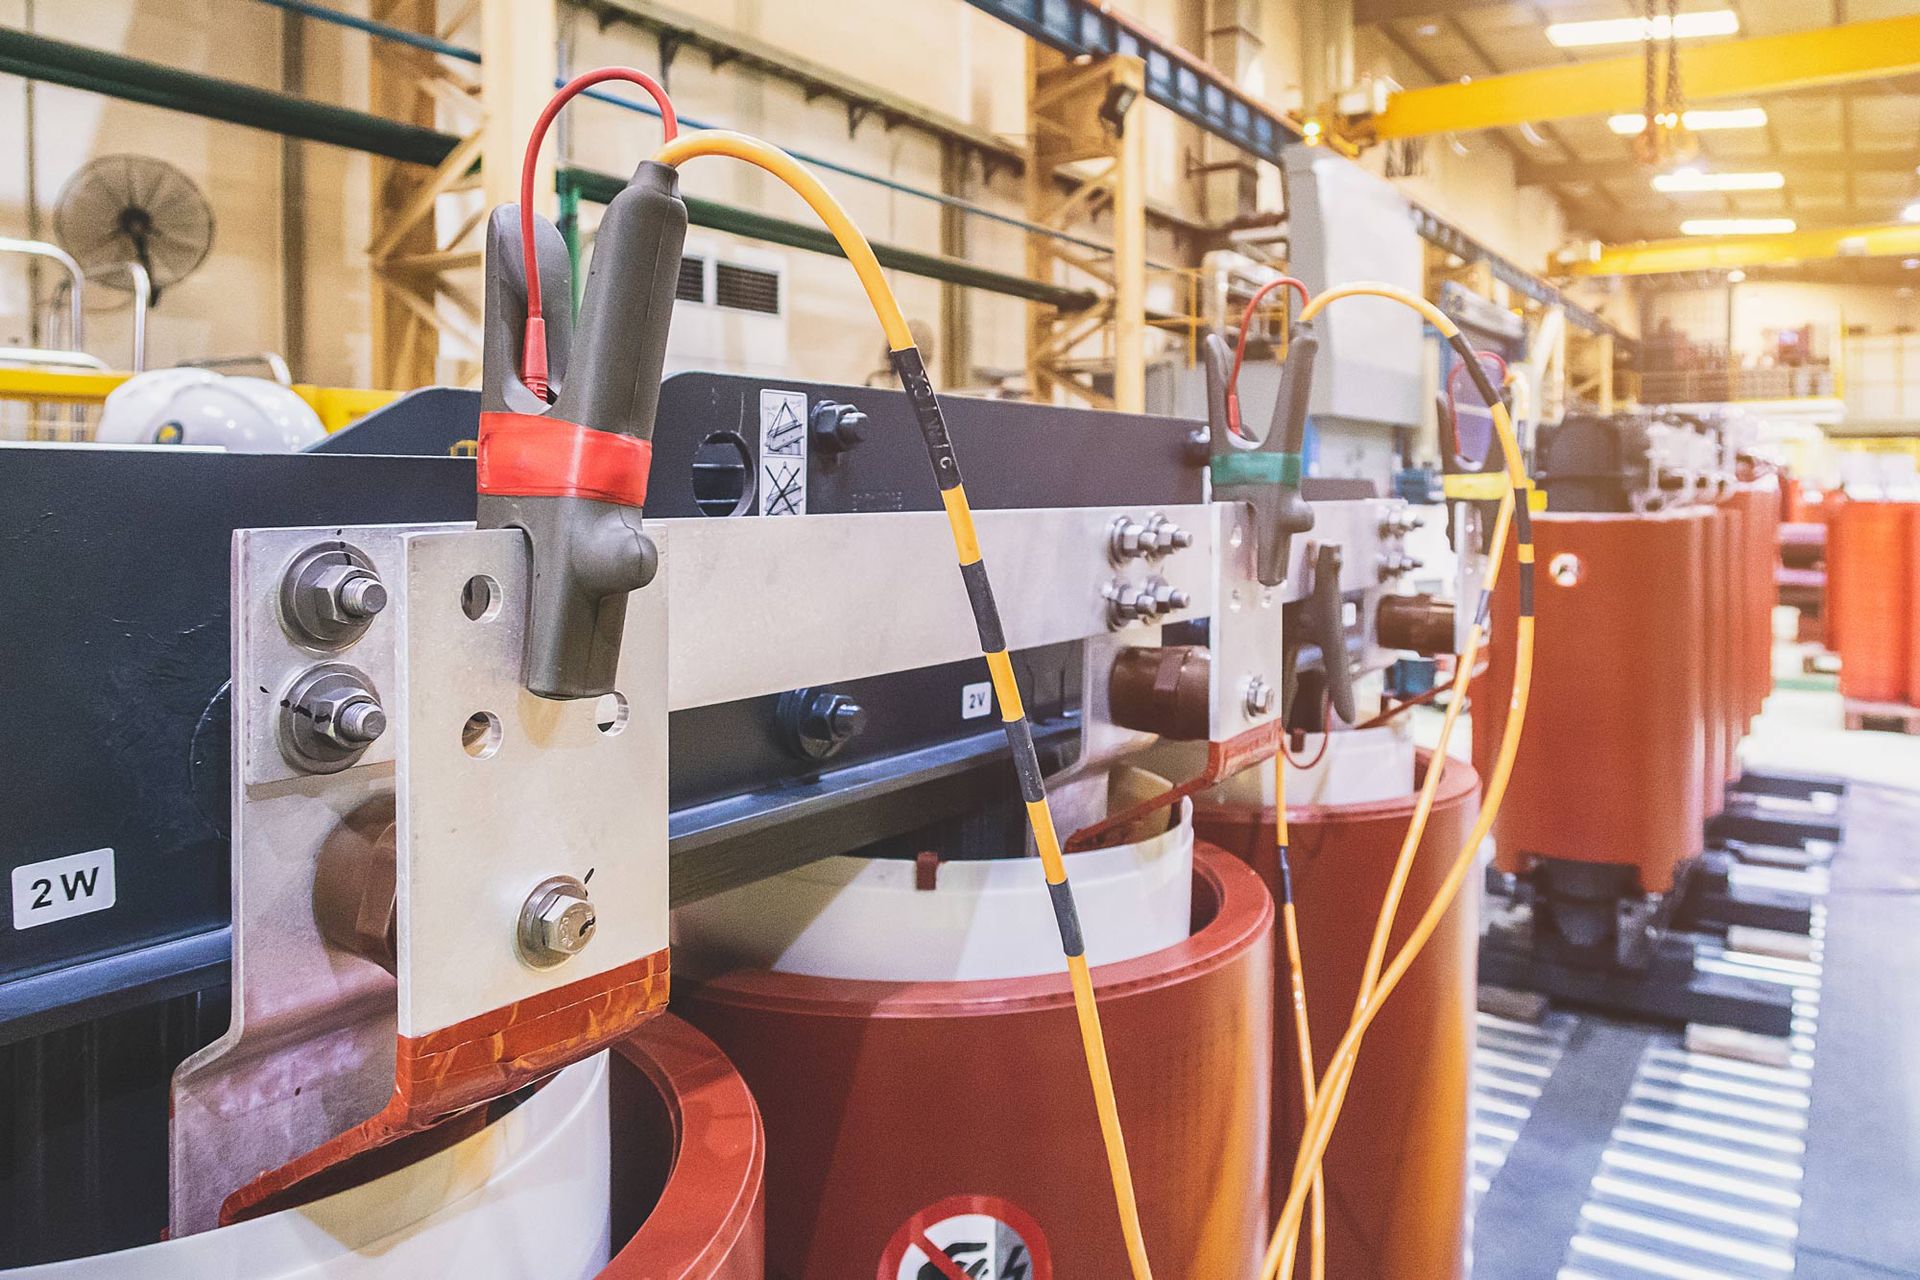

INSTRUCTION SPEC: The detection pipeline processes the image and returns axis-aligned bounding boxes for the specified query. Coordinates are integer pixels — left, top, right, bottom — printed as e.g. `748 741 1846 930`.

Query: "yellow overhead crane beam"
1569 222 1920 277
1366 14 1920 140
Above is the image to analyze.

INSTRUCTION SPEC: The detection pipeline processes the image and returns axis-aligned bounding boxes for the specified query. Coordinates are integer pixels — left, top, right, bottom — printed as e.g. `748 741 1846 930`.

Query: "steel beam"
963 0 1303 161
1571 222 1920 277
1412 206 1626 341
0 27 1095 313
961 0 1619 338
1370 14 1920 139
0 25 452 163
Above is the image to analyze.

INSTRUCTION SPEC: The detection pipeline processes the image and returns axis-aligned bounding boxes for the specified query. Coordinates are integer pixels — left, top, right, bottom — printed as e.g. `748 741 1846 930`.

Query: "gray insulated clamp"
476 161 687 700
1204 327 1318 586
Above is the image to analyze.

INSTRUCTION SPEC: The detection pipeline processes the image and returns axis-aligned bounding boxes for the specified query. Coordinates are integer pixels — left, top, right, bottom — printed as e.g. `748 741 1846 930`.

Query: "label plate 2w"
12 847 116 930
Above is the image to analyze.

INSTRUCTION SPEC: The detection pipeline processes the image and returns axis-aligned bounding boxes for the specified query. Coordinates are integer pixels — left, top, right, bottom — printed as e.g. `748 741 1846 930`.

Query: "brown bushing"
1375 593 1456 656
312 794 398 974
1108 643 1212 739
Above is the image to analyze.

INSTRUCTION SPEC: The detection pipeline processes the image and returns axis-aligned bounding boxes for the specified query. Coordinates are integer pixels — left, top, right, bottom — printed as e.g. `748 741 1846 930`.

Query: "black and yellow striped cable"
652 130 1155 1280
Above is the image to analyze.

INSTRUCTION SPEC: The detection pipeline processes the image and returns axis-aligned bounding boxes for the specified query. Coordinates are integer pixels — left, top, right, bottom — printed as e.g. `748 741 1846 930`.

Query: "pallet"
1845 697 1920 734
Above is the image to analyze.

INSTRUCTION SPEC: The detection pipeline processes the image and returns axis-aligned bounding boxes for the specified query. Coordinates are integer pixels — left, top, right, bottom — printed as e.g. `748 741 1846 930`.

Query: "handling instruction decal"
879 1194 1053 1280
759 388 808 515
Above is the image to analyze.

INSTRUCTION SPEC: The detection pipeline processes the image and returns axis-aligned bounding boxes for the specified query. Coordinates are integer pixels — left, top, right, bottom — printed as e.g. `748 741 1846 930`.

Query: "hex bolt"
281 542 386 647
280 662 387 773
818 695 866 741
809 400 869 454
1244 677 1277 718
1105 579 1156 627
334 570 388 619
517 875 596 968
1108 516 1151 563
778 688 868 760
1140 514 1193 558
331 696 387 746
1149 578 1192 615
803 691 867 753
1377 552 1426 581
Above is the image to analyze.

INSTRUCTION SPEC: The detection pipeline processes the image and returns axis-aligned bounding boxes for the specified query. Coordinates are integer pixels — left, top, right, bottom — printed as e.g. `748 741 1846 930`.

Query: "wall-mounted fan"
53 154 215 306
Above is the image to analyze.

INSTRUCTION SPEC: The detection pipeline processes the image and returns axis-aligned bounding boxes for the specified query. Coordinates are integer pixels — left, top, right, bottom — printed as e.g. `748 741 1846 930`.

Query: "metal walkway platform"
1469 780 1919 1279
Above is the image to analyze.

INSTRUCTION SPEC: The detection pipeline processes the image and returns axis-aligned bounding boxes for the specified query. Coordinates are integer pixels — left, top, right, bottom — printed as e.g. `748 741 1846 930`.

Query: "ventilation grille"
675 256 707 304
714 262 781 315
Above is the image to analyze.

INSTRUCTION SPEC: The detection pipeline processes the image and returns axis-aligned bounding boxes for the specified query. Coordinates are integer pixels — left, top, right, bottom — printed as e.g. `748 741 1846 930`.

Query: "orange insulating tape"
477 411 654 508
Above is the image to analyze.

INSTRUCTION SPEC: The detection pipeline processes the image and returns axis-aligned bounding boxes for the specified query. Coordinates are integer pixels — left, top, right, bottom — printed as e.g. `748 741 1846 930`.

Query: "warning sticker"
878 1194 1052 1280
759 388 808 516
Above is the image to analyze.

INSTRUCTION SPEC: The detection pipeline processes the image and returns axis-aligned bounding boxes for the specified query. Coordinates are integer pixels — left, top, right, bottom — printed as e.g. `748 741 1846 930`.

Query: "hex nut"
1244 677 1277 718
281 543 386 647
1109 516 1150 564
518 875 596 967
279 663 386 773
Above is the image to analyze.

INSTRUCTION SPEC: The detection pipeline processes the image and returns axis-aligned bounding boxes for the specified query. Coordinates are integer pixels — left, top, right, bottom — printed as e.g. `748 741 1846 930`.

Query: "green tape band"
1210 450 1301 488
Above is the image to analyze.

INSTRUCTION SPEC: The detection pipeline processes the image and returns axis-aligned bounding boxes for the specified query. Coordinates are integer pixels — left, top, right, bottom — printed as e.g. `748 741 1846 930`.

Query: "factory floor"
1452 650 1920 1279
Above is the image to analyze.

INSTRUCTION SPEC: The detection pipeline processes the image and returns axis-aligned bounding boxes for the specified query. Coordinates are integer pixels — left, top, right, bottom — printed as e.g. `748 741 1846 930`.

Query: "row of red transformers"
1478 478 1780 898
1823 498 1920 707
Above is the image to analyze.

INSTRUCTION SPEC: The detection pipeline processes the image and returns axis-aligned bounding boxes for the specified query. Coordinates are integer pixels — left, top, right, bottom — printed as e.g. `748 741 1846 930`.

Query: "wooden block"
1727 926 1816 962
1686 1022 1795 1068
1477 984 1549 1024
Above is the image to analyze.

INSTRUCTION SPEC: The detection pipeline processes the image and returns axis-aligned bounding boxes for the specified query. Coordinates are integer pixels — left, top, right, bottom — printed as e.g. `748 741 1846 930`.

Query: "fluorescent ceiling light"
1607 107 1768 134
1681 218 1797 236
1547 10 1739 47
1652 169 1785 193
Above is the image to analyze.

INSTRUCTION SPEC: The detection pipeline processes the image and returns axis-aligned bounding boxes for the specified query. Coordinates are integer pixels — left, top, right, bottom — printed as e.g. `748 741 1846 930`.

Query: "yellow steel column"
1024 50 1146 410
481 0 556 215
368 0 441 389
1110 62 1146 413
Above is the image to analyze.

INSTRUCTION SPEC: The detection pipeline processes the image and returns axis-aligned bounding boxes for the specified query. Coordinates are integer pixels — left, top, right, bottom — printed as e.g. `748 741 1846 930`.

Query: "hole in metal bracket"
595 692 630 736
463 711 503 758
461 574 502 621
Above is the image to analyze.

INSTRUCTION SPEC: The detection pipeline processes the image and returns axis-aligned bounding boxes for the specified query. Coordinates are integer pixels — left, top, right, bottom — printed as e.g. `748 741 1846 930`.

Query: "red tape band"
477 411 653 508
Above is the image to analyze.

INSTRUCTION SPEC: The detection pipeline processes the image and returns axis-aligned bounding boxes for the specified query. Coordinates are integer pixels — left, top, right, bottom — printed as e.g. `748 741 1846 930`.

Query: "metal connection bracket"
165 500 1292 1227
394 527 666 1039
171 524 412 1237
1208 501 1288 744
171 522 668 1235
1064 502 1287 853
653 505 1213 711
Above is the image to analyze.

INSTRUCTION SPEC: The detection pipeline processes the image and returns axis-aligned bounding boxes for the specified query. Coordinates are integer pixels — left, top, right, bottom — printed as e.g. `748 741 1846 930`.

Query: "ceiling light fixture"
1903 258 1920 270
1652 170 1786 193
1904 201 1920 223
1727 269 1746 282
1607 107 1768 134
1681 218 1797 236
1546 10 1738 48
